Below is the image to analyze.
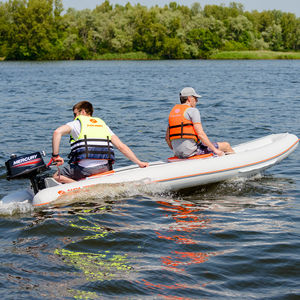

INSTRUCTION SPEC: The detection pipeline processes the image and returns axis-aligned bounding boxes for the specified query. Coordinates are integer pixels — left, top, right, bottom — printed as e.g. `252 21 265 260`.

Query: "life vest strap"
107 136 113 171
169 133 198 138
169 121 197 140
71 149 114 156
71 138 112 147
169 122 193 129
71 143 114 152
84 135 88 159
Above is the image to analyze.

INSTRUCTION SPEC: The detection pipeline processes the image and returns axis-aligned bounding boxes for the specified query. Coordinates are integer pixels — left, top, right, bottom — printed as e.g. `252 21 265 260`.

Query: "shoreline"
92 50 300 60
1 51 300 61
209 50 300 60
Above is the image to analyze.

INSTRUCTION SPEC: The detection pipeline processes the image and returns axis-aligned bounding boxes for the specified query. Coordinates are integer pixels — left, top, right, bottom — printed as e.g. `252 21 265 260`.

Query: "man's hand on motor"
52 154 64 166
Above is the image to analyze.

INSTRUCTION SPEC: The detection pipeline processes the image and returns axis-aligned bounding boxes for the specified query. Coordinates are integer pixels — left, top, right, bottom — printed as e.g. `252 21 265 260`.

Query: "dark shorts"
59 163 110 181
196 142 219 155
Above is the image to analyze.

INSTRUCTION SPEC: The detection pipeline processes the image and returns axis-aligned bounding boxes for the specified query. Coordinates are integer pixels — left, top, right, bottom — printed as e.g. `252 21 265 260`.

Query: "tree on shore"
0 0 299 60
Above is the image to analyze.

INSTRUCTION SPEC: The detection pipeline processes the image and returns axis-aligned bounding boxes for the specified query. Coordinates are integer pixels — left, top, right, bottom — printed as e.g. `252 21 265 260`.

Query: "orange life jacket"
168 104 199 142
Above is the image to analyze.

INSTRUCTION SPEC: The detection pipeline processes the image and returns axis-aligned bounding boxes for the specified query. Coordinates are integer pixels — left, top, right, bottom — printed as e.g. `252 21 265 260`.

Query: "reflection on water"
1 172 298 298
54 248 132 281
155 199 216 273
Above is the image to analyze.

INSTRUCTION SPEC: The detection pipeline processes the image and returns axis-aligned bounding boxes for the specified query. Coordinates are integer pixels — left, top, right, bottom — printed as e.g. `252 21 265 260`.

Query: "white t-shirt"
67 119 115 168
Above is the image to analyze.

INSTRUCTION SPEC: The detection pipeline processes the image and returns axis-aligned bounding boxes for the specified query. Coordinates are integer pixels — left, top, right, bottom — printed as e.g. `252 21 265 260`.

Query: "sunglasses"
73 109 82 118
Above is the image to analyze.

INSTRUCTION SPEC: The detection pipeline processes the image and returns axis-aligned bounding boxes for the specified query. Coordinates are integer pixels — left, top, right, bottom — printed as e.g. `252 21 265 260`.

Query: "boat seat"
168 153 213 162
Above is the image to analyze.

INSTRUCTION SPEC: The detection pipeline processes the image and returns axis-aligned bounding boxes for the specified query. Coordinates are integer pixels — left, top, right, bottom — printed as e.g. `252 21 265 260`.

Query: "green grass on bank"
209 50 300 60
96 50 300 60
95 51 160 60
1 51 300 61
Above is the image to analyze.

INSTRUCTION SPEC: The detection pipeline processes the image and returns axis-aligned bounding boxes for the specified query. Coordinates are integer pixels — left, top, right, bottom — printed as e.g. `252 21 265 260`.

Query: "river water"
0 60 299 299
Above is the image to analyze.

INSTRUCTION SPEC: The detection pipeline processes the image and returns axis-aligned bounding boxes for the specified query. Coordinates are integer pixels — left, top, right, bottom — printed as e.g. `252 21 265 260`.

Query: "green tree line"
0 0 299 60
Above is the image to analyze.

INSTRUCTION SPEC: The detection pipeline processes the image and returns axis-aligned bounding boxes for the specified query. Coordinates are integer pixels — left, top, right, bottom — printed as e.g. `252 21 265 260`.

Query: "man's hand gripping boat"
1 133 299 207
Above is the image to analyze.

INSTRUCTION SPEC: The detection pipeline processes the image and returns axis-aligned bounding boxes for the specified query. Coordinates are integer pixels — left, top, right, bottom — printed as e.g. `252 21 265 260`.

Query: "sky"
62 0 300 17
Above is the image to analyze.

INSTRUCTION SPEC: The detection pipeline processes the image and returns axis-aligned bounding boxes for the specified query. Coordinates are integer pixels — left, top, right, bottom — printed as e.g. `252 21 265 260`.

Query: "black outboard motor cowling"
5 152 48 194
6 152 47 180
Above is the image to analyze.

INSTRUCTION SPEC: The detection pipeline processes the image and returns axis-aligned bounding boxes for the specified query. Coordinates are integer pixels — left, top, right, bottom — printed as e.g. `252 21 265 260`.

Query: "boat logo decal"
57 184 95 196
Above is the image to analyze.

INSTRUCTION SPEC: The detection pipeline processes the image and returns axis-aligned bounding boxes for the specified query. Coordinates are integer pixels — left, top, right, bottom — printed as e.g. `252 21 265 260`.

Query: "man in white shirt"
52 101 148 183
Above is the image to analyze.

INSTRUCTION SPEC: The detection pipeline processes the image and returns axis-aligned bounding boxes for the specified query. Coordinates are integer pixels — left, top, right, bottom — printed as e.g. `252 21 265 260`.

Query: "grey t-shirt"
170 107 201 158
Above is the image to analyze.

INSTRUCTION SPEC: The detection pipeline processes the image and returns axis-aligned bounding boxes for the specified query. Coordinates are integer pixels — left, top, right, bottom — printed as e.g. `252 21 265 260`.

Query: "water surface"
0 60 299 299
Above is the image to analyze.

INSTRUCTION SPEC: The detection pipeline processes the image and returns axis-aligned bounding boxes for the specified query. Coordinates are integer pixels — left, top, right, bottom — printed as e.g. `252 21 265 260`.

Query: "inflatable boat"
1 133 299 207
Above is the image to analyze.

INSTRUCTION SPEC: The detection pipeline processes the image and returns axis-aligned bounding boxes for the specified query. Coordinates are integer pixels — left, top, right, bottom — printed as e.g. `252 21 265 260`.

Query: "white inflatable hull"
2 133 299 207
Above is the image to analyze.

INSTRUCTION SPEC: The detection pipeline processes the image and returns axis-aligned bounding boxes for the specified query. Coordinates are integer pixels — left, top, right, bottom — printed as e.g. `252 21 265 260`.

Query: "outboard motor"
5 152 48 194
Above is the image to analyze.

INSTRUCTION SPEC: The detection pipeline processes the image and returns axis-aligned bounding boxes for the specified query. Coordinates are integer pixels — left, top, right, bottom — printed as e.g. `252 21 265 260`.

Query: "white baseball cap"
179 87 202 98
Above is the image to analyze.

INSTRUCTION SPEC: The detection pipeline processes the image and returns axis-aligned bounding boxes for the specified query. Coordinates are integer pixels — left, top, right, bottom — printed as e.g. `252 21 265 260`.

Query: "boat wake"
0 171 295 216
49 180 168 207
178 173 295 212
0 180 170 215
0 199 34 216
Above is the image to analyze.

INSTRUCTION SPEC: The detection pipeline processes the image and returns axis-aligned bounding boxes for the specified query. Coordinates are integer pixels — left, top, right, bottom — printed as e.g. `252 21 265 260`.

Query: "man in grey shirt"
166 87 234 158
